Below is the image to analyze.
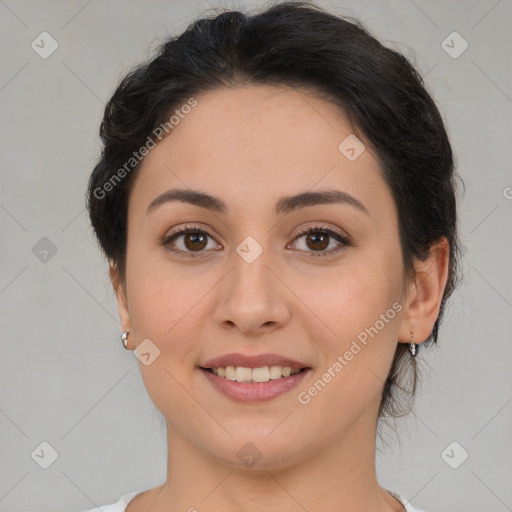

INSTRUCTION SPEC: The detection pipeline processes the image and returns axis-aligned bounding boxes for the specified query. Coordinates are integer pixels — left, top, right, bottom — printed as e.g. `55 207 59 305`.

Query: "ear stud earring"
121 330 130 349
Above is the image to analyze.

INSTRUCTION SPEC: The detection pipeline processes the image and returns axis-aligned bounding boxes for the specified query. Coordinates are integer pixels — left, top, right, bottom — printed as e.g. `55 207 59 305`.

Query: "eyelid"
292 223 351 244
164 223 215 240
160 224 221 257
288 224 351 257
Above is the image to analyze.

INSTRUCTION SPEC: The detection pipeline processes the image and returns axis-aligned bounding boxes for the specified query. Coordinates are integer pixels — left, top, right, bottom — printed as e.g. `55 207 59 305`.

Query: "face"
114 84 416 469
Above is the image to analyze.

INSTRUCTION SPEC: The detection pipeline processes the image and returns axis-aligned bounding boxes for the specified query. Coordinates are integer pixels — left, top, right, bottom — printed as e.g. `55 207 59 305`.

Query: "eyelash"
160 224 351 258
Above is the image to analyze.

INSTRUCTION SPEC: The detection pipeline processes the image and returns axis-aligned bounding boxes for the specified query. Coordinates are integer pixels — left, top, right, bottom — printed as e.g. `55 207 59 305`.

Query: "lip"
201 352 310 371
200 367 312 403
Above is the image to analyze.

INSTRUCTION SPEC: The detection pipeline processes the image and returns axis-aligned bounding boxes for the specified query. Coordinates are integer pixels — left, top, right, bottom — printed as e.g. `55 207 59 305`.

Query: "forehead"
130 84 395 223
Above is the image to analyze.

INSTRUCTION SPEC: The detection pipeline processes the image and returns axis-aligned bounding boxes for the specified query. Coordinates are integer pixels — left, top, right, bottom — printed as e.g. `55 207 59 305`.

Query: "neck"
144 406 401 512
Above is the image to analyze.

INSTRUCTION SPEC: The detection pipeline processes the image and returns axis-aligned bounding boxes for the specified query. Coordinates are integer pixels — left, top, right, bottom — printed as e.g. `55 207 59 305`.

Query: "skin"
111 84 450 512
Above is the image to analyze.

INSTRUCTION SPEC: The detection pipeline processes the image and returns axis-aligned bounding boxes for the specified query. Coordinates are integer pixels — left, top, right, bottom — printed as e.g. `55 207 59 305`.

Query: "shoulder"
81 488 426 512
78 490 144 512
387 489 427 512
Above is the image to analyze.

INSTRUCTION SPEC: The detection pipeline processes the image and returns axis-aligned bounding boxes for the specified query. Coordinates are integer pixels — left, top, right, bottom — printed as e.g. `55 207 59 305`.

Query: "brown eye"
291 226 350 257
161 226 220 256
183 232 208 251
304 232 329 251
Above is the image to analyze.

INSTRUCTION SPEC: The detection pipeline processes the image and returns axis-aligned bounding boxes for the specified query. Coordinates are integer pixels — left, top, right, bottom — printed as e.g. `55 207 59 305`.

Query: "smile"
199 366 311 403
204 365 306 383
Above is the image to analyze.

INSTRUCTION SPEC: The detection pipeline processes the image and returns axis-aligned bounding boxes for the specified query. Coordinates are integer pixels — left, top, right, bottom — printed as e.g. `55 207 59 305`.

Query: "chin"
205 430 311 471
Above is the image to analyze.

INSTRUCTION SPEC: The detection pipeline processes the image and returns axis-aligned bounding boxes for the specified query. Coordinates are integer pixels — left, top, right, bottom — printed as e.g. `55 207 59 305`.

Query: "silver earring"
409 331 417 357
121 330 130 349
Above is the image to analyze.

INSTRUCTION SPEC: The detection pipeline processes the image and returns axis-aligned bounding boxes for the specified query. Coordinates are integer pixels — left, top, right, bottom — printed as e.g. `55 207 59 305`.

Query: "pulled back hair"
87 1 463 420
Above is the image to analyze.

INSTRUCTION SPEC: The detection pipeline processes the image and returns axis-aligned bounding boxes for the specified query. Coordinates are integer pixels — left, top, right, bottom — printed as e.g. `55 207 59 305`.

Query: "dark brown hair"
87 1 463 419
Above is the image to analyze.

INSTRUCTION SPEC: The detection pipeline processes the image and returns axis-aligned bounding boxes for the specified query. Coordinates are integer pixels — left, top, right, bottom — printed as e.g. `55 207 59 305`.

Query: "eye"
289 225 350 257
160 225 220 257
160 224 350 258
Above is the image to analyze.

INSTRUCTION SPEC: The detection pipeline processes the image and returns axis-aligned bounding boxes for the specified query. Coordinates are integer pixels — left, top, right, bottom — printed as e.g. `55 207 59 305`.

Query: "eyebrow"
146 188 370 216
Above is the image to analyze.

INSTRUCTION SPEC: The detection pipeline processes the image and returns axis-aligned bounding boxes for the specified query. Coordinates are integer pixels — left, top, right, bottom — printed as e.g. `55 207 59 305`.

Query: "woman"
84 2 462 511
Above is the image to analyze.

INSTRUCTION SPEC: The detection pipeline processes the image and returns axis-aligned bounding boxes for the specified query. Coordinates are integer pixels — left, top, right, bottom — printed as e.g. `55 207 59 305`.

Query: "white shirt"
80 488 426 511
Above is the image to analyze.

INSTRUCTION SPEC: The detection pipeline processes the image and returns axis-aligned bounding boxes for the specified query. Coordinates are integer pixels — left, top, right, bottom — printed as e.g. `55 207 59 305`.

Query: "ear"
398 237 450 346
109 260 131 333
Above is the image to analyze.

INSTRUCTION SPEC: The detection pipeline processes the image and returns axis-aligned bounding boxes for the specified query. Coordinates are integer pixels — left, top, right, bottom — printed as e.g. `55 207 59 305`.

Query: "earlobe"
109 260 131 333
398 237 450 346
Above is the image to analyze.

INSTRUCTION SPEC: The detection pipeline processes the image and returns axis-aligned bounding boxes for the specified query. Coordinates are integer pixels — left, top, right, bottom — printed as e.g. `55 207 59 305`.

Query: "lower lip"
200 368 311 403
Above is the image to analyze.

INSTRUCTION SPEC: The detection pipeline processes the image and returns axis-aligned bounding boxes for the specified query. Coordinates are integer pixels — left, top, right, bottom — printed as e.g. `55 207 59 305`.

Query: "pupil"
307 233 328 251
185 233 207 251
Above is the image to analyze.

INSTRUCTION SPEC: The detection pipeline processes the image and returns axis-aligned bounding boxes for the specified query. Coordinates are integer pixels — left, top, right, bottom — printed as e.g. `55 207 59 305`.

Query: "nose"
213 244 291 336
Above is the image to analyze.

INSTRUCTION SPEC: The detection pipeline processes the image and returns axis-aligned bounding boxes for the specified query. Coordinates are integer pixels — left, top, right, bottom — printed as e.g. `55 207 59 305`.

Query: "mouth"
199 365 312 403
198 352 312 402
200 365 310 383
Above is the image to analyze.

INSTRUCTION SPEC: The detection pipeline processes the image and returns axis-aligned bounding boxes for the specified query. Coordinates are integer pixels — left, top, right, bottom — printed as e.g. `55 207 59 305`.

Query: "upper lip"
201 352 310 371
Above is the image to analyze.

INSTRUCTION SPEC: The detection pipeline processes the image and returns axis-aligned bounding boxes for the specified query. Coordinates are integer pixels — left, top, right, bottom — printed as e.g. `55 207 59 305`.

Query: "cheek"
125 240 185 331
295 269 401 430
124 255 205 418
122 238 175 403
294 254 402 347
124 246 214 363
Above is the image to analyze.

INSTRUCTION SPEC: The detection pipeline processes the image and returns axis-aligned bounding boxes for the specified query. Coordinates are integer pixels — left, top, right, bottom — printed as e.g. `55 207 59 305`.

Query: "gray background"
1 0 511 511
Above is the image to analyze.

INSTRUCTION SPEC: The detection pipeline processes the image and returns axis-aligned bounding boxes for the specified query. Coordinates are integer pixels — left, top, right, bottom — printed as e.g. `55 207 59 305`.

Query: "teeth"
252 366 270 383
210 365 301 383
225 366 236 381
235 366 252 382
269 365 282 379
